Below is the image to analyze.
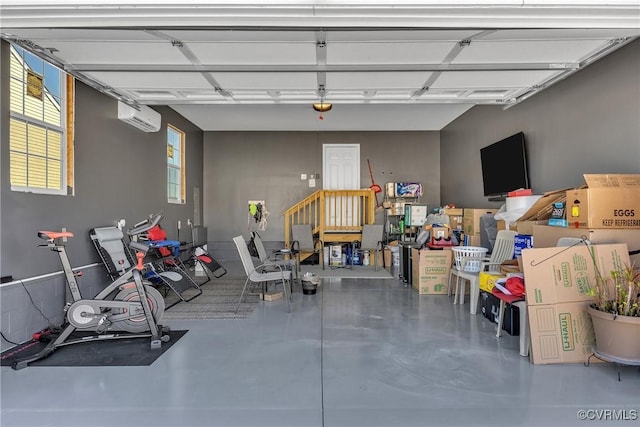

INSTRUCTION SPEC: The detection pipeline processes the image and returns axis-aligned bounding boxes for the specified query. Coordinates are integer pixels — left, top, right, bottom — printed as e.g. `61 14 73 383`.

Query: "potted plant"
587 259 640 363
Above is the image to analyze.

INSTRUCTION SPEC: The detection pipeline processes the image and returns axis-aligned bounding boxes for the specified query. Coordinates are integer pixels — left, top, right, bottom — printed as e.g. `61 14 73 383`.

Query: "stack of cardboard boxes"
512 174 639 364
522 243 630 364
498 174 640 266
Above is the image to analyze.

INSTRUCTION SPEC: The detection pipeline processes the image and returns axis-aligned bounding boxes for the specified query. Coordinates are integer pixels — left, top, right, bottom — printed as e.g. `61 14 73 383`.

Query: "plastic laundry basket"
451 246 488 272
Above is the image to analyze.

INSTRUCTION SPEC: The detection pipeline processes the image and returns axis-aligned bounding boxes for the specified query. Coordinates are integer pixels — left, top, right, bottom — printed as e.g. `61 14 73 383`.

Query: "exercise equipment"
11 213 170 370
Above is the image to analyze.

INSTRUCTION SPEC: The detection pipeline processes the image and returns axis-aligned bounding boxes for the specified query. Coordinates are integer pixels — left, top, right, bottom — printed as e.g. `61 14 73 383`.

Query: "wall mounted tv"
480 131 530 200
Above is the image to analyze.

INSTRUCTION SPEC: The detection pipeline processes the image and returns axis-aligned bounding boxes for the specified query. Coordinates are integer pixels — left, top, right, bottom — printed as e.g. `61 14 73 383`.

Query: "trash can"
301 273 320 295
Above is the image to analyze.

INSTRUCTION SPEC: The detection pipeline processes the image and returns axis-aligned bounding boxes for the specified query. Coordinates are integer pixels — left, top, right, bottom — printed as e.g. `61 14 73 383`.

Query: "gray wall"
1 40 204 279
440 39 640 209
203 131 440 245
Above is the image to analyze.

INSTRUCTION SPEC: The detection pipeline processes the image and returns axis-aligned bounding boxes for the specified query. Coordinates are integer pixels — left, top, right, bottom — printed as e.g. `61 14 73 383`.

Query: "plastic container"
451 246 488 272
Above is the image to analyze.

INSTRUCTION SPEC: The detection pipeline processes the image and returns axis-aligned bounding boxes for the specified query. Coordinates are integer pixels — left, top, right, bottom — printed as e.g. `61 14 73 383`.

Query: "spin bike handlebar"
127 211 163 238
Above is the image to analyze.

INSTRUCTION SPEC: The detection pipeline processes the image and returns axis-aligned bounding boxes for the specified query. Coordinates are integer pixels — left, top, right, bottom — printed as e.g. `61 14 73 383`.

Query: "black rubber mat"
1 329 187 368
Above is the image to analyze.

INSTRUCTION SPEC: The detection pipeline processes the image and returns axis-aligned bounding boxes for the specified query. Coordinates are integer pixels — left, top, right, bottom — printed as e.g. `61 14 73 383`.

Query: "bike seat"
38 230 74 241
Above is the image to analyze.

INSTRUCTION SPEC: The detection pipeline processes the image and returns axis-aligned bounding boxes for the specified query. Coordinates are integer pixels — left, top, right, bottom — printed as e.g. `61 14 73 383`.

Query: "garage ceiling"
1 1 638 131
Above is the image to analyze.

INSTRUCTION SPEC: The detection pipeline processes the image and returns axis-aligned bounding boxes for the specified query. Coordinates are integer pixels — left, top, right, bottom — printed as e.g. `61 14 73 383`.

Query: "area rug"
161 279 260 320
300 264 393 279
1 329 187 368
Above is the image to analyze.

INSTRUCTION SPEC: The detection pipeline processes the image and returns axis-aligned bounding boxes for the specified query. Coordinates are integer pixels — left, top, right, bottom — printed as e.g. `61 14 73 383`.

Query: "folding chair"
250 231 297 282
90 226 201 309
358 224 384 271
290 224 324 271
233 235 292 314
185 225 227 282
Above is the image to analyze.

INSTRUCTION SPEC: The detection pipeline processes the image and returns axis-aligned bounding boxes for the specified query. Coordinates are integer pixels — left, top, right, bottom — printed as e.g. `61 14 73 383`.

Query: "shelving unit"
383 195 424 243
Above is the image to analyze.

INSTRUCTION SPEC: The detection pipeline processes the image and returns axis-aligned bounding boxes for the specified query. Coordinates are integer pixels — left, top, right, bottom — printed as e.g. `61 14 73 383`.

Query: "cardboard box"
444 208 464 230
517 188 569 222
462 208 498 237
383 249 392 269
430 226 453 248
531 224 640 265
464 235 482 247
262 291 283 301
411 248 453 294
497 219 547 235
521 243 630 306
566 174 640 229
479 271 505 293
329 245 343 267
528 301 595 365
500 259 522 274
497 220 516 232
522 242 630 365
395 182 423 198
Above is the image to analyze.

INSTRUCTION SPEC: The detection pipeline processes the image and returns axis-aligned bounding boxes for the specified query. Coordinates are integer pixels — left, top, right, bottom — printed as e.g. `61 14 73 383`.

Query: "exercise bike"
12 213 171 370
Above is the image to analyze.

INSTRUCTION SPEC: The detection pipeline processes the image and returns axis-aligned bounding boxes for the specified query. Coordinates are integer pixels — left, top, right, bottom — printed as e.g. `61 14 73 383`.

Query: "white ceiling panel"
327 41 456 64
212 72 317 90
84 71 214 89
188 42 318 65
0 28 159 42
47 41 190 65
1 2 638 130
160 29 318 43
327 30 481 42
479 28 640 41
432 70 559 89
327 72 429 89
454 39 611 64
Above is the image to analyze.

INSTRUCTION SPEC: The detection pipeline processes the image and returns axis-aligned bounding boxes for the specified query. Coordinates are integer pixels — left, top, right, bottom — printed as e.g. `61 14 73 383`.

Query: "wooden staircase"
283 189 376 257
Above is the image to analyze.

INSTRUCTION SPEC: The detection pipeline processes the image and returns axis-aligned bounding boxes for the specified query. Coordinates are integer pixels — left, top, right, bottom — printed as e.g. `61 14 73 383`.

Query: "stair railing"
283 189 376 248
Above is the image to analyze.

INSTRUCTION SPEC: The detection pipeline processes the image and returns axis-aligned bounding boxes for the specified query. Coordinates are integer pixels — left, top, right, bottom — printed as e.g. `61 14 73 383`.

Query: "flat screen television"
480 131 530 200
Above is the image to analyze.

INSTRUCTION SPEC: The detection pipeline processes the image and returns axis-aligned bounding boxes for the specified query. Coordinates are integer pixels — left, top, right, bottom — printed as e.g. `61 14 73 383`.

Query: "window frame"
167 124 186 204
8 44 73 195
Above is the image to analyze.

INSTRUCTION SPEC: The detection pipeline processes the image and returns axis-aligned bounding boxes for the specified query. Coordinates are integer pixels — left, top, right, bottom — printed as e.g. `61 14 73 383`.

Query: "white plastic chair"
449 230 517 314
233 235 292 313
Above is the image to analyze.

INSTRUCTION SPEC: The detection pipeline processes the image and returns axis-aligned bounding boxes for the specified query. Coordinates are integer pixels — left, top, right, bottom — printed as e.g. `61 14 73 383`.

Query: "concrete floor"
1 263 639 427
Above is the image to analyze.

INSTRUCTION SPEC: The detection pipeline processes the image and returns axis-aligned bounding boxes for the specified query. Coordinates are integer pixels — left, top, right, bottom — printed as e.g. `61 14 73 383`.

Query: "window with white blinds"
9 45 74 195
167 125 185 204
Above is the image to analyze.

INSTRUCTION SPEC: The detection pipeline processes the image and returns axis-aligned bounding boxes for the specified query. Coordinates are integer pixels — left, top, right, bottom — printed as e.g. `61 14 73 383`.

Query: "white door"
323 144 360 189
323 144 360 226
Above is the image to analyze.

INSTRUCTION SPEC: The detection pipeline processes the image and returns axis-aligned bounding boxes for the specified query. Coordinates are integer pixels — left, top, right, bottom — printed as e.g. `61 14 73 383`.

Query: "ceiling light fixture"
313 102 332 120
312 102 332 113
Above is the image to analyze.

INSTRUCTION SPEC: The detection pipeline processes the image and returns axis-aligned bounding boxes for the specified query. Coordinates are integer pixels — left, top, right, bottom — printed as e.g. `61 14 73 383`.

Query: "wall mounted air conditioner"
117 101 161 133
